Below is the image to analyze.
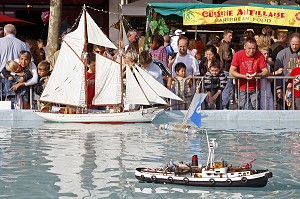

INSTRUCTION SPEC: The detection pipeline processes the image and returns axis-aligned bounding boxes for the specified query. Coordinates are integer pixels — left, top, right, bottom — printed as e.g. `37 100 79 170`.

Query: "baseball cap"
174 29 185 36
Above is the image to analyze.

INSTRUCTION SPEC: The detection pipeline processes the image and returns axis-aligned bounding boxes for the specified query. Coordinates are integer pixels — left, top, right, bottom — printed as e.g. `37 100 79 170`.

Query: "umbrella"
0 14 34 26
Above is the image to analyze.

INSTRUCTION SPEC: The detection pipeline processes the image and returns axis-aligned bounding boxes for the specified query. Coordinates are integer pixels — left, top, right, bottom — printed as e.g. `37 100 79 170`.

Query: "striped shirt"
204 70 227 93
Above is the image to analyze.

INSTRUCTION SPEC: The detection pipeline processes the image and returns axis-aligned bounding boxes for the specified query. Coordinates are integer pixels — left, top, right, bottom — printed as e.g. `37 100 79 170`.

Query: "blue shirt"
0 34 28 72
165 44 174 58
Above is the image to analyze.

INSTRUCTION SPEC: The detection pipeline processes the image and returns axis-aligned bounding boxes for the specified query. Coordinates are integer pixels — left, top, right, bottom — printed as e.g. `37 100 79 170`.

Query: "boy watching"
204 62 227 110
34 60 51 97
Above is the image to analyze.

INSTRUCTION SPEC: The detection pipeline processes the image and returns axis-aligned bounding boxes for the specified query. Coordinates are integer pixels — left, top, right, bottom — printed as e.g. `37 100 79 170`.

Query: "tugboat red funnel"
192 155 198 166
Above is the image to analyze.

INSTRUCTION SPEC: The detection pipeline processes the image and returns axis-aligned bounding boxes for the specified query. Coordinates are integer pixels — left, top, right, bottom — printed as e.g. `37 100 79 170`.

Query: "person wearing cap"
170 29 185 53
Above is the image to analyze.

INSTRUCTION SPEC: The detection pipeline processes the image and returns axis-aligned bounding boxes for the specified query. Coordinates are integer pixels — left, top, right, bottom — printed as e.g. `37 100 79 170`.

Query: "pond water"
0 113 299 199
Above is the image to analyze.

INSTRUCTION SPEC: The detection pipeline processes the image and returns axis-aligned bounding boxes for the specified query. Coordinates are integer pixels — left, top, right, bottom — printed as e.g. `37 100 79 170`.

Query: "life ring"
151 175 157 181
168 176 173 182
226 178 232 184
140 175 145 180
241 177 248 184
183 177 189 184
209 178 215 184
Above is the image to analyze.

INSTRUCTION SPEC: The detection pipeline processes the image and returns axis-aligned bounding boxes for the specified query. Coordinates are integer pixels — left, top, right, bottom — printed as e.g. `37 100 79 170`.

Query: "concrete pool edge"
0 110 299 121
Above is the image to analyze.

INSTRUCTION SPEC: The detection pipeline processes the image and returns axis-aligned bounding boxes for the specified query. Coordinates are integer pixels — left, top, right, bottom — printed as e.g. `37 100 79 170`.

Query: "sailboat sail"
93 54 122 105
40 41 86 106
40 9 117 106
121 19 129 48
135 67 183 101
182 93 207 124
132 67 167 105
125 65 150 105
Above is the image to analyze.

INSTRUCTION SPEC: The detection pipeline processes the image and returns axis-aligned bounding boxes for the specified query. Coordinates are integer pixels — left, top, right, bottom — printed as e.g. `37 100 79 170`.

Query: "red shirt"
288 67 300 98
231 50 267 91
86 71 95 108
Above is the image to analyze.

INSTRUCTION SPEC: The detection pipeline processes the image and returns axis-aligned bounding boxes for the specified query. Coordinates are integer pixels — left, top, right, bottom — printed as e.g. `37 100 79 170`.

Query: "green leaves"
150 14 169 35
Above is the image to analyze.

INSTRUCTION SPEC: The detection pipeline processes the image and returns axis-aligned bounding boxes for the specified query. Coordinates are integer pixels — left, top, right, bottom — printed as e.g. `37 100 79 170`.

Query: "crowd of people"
0 24 50 109
1 23 300 110
120 26 300 110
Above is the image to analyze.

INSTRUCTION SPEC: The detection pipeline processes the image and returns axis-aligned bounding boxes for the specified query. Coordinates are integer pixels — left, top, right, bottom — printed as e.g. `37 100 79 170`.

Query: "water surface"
0 115 299 199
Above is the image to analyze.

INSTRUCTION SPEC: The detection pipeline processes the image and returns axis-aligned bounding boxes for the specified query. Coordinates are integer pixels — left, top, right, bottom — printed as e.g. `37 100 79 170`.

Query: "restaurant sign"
183 6 300 27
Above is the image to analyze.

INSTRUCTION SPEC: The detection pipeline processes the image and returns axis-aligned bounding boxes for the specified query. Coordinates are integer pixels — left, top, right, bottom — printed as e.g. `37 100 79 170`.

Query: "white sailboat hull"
35 108 164 123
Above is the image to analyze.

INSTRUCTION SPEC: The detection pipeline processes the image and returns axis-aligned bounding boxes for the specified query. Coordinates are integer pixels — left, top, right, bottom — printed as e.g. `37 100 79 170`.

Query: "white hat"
174 29 185 36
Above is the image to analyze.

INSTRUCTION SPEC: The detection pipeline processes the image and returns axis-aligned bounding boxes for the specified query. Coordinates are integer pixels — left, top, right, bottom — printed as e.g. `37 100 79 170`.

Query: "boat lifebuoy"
141 175 145 180
241 177 248 184
226 178 232 184
209 178 215 184
168 176 173 182
151 175 157 181
183 177 189 184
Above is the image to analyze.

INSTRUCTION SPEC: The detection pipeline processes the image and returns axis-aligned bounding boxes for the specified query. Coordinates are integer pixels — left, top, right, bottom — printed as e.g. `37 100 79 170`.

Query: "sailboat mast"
83 4 88 110
119 17 124 108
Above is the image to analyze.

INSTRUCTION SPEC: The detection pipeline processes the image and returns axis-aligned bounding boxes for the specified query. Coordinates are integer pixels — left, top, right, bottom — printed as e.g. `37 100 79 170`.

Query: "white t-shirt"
171 53 200 77
143 62 164 85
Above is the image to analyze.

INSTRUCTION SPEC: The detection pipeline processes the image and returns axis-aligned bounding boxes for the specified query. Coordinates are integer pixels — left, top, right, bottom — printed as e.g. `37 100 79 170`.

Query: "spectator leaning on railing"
229 37 269 110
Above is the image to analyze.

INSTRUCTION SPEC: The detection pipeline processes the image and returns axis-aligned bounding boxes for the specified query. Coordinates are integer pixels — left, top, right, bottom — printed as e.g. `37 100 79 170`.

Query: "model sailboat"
35 6 182 123
159 93 207 132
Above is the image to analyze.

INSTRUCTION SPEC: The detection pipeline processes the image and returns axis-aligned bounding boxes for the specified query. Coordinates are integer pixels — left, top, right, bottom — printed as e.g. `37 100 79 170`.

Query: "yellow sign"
183 6 300 27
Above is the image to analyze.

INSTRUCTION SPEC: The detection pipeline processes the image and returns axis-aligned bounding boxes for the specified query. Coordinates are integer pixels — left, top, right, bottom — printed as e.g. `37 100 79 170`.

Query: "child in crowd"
2 60 33 109
203 62 227 110
10 50 38 109
34 60 51 97
37 39 46 60
86 53 96 109
286 52 300 110
259 47 273 110
167 62 192 110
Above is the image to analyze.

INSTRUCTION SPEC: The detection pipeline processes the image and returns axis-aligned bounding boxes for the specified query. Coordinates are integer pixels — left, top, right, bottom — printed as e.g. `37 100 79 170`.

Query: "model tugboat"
135 132 272 187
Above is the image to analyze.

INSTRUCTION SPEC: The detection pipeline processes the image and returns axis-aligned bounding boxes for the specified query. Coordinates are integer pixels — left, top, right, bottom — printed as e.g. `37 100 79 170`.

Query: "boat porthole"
183 177 189 184
241 177 248 183
168 177 173 182
141 175 145 180
151 175 157 181
209 178 215 184
226 178 232 184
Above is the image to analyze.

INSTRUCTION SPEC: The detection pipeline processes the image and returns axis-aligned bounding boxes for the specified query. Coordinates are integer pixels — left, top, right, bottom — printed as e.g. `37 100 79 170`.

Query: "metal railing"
191 75 298 110
0 75 299 110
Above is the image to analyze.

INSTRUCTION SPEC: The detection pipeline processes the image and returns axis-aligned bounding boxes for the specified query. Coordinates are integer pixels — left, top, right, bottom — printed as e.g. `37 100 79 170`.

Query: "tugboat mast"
207 138 217 168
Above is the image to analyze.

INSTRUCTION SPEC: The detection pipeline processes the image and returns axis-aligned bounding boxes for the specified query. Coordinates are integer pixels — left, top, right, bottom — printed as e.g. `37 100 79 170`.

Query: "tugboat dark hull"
135 168 272 187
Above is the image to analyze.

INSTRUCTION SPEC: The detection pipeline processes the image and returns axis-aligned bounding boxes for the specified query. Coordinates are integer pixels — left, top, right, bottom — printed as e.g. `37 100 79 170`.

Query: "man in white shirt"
169 36 199 77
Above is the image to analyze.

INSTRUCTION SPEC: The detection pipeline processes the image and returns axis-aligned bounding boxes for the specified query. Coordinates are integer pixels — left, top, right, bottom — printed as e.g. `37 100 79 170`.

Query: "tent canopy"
122 0 199 16
146 2 235 18
146 2 300 28
0 14 34 26
223 0 297 5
